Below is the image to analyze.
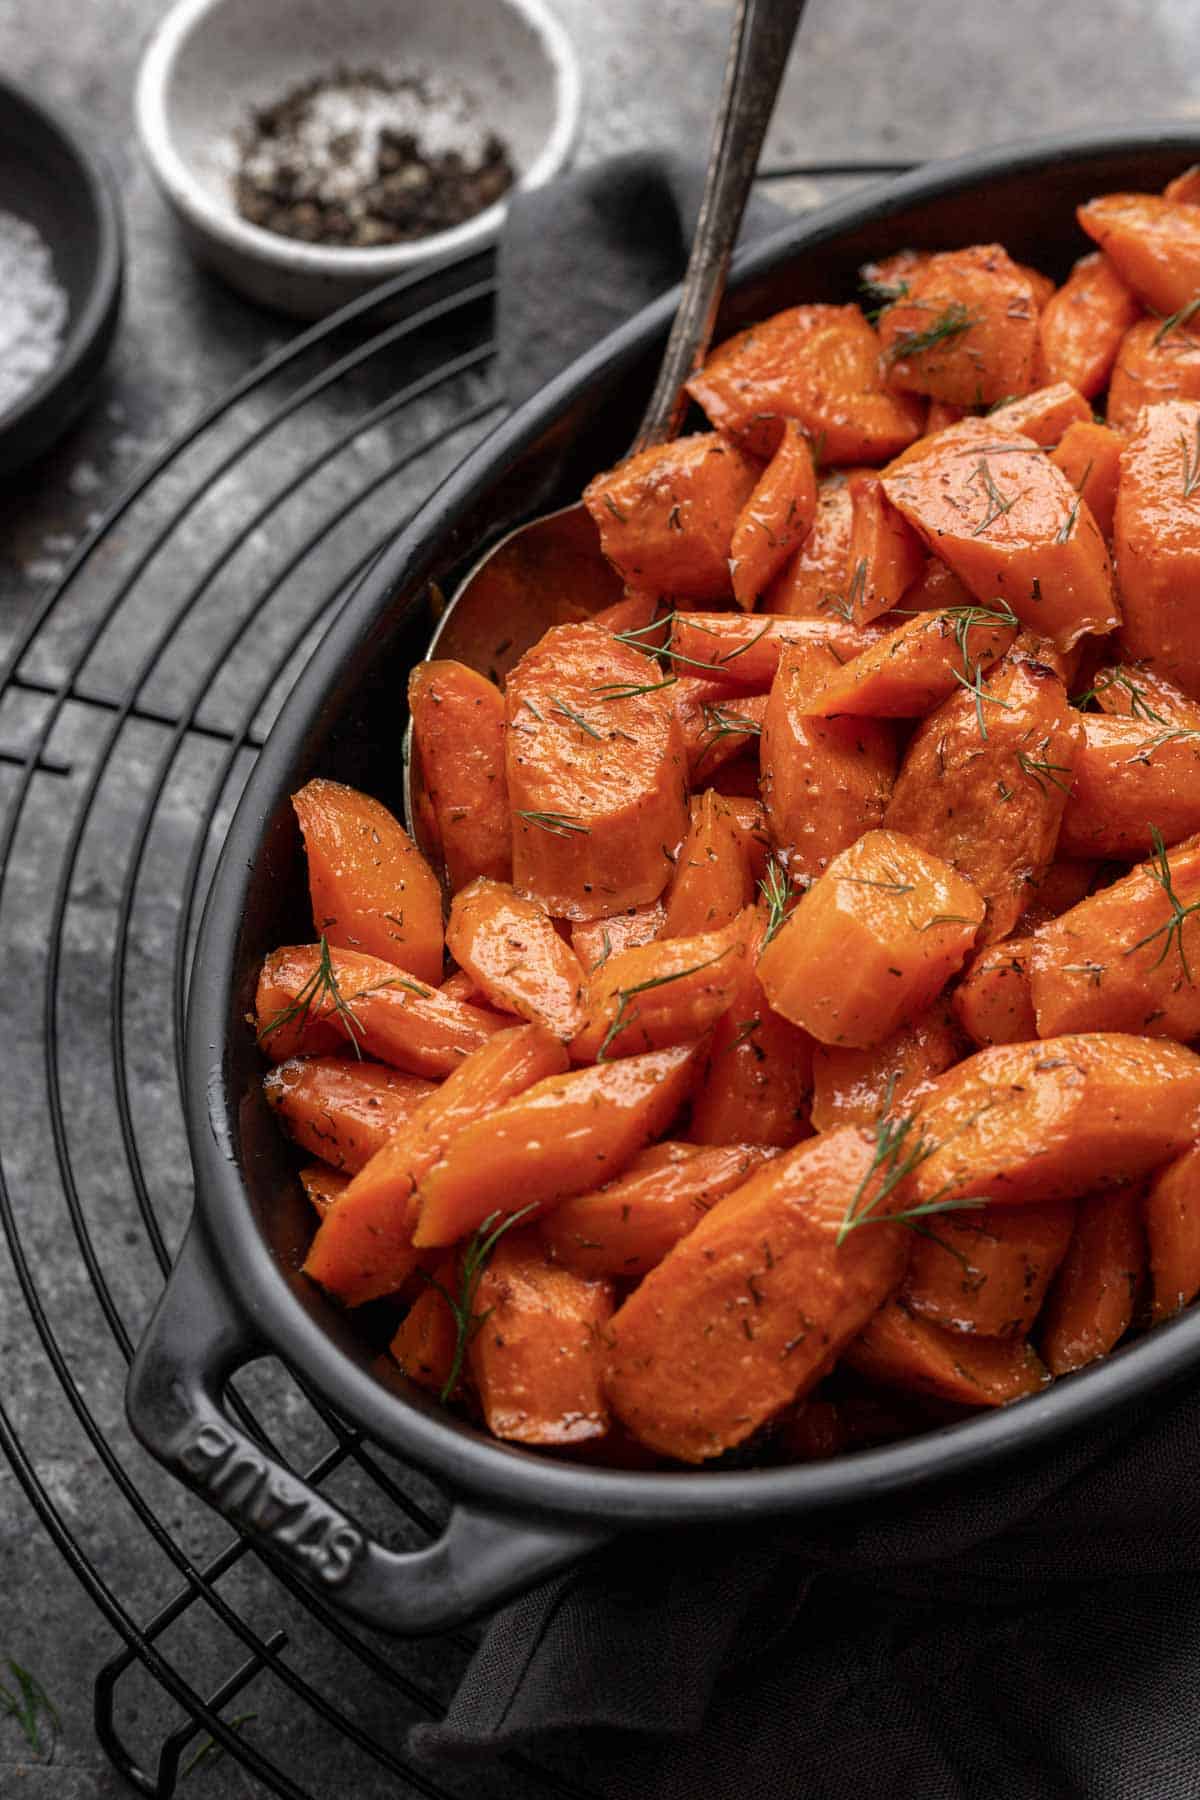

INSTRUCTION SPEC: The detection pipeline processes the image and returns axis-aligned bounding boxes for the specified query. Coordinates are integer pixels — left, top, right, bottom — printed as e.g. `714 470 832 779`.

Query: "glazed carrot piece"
506 622 689 920
686 305 924 464
689 908 816 1148
1022 858 1097 928
1031 836 1200 1039
413 1043 700 1248
390 1254 459 1394
762 469 861 617
687 691 768 784
1087 660 1200 727
1144 1144 1200 1322
908 1034 1200 1209
538 1141 772 1278
438 969 489 1007
1057 715 1200 858
757 828 984 1048
407 661 511 891
844 1300 1049 1407
729 419 817 607
263 1056 436 1171
760 646 897 880
591 589 662 636
571 900 664 972
667 609 882 688
292 778 444 985
298 1164 350 1216
884 649 1083 943
924 400 966 433
841 472 926 624
303 1024 568 1305
877 245 1039 405
1113 401 1200 699
952 938 1038 1047
661 790 755 938
469 1232 614 1446
810 999 965 1132
1040 1189 1144 1373
784 605 1016 719
1164 165 1200 205
1107 318 1200 433
722 797 772 883
881 418 1119 651
1035 252 1139 398
1077 193 1200 321
584 433 759 601
255 945 504 1077
902 1199 1076 1338
986 382 1091 446
1049 420 1123 538
570 910 753 1064
603 1127 911 1463
445 878 587 1041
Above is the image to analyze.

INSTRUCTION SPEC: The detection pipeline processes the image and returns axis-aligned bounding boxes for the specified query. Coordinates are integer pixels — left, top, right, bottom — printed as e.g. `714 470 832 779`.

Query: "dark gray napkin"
414 156 1200 1799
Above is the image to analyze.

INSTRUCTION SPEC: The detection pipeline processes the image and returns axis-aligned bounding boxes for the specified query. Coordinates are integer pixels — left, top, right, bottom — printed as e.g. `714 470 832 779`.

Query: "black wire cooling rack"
0 161 913 1798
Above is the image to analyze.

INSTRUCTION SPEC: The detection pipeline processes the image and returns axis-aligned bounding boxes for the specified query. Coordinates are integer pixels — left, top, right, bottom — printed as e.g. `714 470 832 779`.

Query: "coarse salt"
0 211 68 419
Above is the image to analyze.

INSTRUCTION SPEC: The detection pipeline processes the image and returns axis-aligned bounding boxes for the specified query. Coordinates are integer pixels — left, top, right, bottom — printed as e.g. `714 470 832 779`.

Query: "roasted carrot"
390 1255 459 1394
902 1199 1076 1338
1057 714 1200 858
729 419 817 607
762 469 860 617
538 1140 772 1278
1164 166 1200 205
584 432 759 601
1022 857 1098 928
662 790 755 937
667 609 883 688
686 689 768 784
603 1127 911 1463
757 827 984 1048
1040 1189 1144 1373
952 937 1038 1047
841 472 926 624
571 901 665 972
686 304 925 464
877 244 1039 405
1078 192 1200 321
895 554 973 614
592 589 663 636
1144 1145 1200 1322
506 622 689 920
882 418 1119 651
722 797 772 883
782 605 1016 720
408 661 512 891
844 1300 1049 1407
1107 317 1200 433
469 1232 614 1445
570 911 753 1063
1113 400 1200 700
298 1164 350 1215
1035 252 1139 398
908 1034 1200 1209
810 999 965 1132
1087 660 1200 727
1049 419 1123 538
986 382 1091 446
292 778 444 984
303 1024 568 1305
446 878 587 1041
412 1043 700 1248
264 1056 436 1172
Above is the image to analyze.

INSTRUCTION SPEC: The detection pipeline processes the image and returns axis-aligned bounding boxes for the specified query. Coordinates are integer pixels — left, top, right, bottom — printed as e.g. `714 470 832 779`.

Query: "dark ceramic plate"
0 76 122 476
128 125 1200 1636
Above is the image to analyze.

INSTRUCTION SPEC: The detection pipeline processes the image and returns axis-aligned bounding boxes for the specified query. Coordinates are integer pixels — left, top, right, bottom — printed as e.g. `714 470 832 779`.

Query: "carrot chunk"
784 604 1016 720
902 1199 1075 1338
686 305 924 464
1030 836 1200 1039
506 622 688 920
1077 192 1200 322
264 1056 436 1172
570 911 753 1064
810 999 965 1132
1057 714 1200 858
390 1255 460 1394
538 1140 772 1278
1144 1144 1200 1322
684 689 768 785
584 433 759 601
895 555 973 614
302 1024 567 1305
762 469 861 617
408 661 511 891
841 472 926 624
298 1164 349 1216
952 937 1038 1047
877 245 1039 405
884 649 1083 943
986 382 1092 446
662 790 755 938
729 419 817 607
757 828 984 1048
1036 253 1139 399
292 778 443 984
882 418 1119 652
571 901 664 972
1113 401 1200 699
603 1127 911 1463
1087 660 1200 727
1040 1189 1144 1373
469 1233 614 1445
413 1043 700 1248
446 878 587 1041
667 609 882 688
1107 318 1200 433
909 1033 1200 1208
1049 420 1123 538
844 1300 1049 1406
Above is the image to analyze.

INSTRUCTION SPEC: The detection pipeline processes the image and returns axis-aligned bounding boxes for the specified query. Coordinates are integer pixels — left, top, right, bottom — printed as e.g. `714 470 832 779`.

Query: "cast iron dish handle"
127 1223 607 1634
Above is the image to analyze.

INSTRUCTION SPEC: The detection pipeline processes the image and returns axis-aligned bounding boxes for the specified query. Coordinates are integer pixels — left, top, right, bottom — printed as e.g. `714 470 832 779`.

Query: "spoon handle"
631 0 808 455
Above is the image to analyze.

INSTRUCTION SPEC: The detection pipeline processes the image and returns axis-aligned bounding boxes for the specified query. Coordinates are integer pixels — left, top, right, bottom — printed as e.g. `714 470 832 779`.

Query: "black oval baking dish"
128 125 1200 1636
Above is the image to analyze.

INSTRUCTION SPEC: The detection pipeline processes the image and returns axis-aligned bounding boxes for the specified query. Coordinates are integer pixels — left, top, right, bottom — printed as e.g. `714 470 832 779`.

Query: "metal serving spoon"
407 0 806 847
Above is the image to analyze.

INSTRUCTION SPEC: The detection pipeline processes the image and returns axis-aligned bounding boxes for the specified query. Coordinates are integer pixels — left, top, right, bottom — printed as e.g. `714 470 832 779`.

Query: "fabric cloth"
413 155 1200 1798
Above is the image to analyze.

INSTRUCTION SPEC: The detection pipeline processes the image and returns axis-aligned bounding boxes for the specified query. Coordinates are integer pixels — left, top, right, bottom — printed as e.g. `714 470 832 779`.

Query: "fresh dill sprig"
1055 495 1082 544
0 1660 59 1759
1182 418 1200 500
1077 667 1168 725
759 854 797 947
915 911 979 931
699 703 762 754
885 301 977 363
1016 747 1074 793
843 869 915 896
718 617 776 665
550 696 602 739
419 1206 539 1403
258 935 386 1060
859 274 910 323
1124 824 1200 982
1129 726 1200 766
592 674 680 702
942 603 1018 741
515 810 590 837
818 589 856 624
182 1713 257 1779
1154 293 1200 343
968 458 1017 537
836 1109 985 1244
597 951 733 1061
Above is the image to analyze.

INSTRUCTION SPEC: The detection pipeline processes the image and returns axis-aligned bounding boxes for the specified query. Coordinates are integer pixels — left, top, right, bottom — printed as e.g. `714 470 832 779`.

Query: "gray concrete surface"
3 0 1200 1795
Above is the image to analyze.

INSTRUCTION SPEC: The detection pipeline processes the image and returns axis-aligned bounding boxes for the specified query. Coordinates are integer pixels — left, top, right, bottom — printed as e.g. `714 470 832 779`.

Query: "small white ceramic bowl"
135 0 581 318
